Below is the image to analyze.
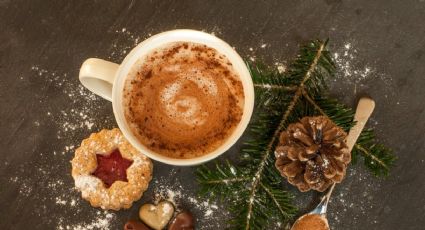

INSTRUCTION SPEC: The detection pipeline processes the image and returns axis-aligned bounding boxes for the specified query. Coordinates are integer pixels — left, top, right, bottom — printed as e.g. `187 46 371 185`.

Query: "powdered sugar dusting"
29 65 107 156
5 65 118 229
333 43 375 83
8 170 118 229
57 211 116 230
151 169 226 228
7 29 164 229
327 168 382 229
162 202 174 215
74 175 101 195
331 42 395 97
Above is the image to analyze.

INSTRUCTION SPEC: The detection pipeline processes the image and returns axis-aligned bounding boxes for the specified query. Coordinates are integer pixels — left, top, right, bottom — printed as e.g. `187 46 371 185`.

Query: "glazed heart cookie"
139 201 175 230
71 128 153 210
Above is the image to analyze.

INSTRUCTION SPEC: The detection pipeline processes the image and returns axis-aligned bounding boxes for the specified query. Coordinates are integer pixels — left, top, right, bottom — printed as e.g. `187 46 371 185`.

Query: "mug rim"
112 29 254 166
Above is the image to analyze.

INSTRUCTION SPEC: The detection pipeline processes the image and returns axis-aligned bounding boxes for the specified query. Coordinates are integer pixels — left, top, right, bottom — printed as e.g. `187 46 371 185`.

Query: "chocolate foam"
123 42 244 159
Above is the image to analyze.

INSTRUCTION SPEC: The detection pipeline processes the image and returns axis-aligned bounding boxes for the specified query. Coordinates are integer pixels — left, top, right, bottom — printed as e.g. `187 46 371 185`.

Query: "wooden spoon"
290 97 376 230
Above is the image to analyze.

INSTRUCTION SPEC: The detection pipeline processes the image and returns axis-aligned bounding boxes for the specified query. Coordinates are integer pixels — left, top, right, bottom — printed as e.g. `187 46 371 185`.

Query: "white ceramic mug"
79 29 254 166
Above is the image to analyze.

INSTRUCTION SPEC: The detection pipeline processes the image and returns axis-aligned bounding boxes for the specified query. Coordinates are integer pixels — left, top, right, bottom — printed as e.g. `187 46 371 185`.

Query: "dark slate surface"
1 0 425 229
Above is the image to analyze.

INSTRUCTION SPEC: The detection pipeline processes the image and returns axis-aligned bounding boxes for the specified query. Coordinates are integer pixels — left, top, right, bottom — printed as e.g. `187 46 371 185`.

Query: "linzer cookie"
71 128 153 210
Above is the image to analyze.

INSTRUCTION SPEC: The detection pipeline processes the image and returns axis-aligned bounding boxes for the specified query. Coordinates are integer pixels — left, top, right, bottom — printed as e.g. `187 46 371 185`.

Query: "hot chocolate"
123 42 244 158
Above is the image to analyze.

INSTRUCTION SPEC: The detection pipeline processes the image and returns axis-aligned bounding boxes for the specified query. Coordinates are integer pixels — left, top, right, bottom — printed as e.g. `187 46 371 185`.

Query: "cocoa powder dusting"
292 214 329 230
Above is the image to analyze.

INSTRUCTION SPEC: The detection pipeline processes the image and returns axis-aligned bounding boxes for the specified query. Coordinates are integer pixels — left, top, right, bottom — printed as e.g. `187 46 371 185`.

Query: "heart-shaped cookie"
139 201 175 230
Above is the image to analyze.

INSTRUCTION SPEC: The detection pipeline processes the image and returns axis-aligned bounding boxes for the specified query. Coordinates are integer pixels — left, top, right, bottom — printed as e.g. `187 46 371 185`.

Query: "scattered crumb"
55 197 67 206
274 62 287 74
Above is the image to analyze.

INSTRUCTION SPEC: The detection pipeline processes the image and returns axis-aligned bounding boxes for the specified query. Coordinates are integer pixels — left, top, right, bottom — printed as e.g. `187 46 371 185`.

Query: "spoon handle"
312 97 376 215
312 182 336 214
346 97 376 151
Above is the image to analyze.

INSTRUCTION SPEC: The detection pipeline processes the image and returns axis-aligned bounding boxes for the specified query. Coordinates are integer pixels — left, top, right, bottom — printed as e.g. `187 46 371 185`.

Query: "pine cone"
274 116 350 192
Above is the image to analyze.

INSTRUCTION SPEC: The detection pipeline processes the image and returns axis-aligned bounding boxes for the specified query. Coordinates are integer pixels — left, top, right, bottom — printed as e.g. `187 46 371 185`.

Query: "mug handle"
79 58 120 101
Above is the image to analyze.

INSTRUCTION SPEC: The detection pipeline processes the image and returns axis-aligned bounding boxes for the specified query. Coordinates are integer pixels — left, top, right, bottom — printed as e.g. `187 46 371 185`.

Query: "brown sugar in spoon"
290 97 376 230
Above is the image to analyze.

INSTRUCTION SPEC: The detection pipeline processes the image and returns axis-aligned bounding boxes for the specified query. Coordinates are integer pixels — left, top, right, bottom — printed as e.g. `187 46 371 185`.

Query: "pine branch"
253 83 297 91
242 40 329 229
249 62 295 89
352 129 396 176
197 162 249 200
314 96 356 132
260 182 297 219
250 62 294 110
196 39 396 229
197 40 332 229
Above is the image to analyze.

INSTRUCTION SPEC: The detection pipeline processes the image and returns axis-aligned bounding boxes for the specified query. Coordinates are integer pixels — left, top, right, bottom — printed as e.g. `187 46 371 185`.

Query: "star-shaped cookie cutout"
92 149 133 188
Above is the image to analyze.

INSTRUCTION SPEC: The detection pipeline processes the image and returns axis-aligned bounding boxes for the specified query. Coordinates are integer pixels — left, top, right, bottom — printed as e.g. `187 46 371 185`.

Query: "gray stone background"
1 0 424 229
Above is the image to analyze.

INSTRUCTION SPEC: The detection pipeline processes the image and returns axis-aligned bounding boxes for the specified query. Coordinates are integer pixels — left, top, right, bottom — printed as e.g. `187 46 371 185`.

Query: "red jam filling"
92 149 133 188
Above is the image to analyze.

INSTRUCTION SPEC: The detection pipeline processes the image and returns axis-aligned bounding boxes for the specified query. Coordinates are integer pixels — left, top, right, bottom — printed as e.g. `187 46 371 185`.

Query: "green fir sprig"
196 40 396 229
